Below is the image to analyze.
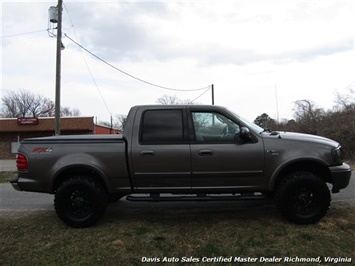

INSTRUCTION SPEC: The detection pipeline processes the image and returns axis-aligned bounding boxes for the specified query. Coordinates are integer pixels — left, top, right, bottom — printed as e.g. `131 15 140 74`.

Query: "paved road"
1 173 354 212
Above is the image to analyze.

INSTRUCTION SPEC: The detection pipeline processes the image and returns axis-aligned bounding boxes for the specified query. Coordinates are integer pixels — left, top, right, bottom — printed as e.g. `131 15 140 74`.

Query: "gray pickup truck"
11 105 351 227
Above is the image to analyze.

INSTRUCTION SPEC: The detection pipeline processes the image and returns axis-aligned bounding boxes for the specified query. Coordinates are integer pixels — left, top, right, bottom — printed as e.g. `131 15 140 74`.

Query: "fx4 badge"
31 147 53 154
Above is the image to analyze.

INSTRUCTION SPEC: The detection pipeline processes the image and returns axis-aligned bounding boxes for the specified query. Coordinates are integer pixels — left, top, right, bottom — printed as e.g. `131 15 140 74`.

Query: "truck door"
130 108 191 190
189 110 264 190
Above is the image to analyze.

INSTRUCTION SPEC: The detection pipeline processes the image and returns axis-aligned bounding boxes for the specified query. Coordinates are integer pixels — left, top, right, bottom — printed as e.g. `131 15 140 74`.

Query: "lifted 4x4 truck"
11 105 351 228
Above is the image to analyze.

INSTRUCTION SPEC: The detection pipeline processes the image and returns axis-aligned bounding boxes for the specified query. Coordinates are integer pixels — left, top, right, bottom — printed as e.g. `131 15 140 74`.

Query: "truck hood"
265 131 340 148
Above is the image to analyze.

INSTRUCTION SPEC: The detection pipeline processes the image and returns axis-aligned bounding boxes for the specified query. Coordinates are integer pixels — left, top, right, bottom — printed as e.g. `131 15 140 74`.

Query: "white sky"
1 0 354 123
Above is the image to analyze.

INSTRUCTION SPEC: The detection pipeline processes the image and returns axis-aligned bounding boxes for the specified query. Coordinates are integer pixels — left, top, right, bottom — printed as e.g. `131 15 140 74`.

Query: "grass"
1 199 354 265
0 171 16 183
1 169 354 265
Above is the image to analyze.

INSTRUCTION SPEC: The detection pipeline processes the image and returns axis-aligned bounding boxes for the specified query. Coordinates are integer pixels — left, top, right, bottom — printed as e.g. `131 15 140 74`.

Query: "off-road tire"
275 171 331 224
54 176 108 228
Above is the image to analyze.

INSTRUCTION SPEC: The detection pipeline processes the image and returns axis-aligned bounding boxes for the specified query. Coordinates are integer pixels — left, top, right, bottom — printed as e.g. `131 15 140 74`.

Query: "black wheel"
54 176 108 228
275 171 331 224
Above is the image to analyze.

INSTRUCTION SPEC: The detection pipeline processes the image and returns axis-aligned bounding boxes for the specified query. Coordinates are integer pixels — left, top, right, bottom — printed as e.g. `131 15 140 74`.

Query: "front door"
190 111 264 190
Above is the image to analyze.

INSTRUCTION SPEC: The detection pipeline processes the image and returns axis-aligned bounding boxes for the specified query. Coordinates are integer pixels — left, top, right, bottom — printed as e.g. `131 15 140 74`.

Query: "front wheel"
275 171 331 224
54 176 108 228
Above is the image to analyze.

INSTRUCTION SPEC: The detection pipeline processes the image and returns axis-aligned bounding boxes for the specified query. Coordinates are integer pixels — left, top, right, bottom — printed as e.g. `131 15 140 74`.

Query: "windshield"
226 109 264 134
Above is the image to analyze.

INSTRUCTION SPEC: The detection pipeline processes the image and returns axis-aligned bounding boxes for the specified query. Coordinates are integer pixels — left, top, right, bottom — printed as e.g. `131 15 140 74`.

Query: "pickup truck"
11 105 351 228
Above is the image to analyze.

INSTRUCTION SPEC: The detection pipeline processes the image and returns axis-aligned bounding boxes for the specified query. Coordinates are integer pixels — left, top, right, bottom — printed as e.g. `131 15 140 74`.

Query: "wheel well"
52 167 108 193
273 161 331 190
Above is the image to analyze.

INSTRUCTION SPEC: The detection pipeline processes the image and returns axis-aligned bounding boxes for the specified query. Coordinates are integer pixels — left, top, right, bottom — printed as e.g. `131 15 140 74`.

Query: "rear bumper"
10 178 22 191
329 163 352 193
10 176 47 193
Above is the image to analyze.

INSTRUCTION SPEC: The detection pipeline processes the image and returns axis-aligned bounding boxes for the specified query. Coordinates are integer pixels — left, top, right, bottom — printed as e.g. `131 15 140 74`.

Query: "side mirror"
240 127 251 141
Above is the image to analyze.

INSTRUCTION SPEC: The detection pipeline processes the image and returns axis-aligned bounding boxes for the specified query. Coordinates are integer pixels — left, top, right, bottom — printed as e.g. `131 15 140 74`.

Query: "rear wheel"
54 176 108 228
275 171 331 224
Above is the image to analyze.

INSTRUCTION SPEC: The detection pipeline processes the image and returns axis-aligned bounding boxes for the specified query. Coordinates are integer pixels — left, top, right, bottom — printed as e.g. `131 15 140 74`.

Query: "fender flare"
49 154 112 193
268 157 330 191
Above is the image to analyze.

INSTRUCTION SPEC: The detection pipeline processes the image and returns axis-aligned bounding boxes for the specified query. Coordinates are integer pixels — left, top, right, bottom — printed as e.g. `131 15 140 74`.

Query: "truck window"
192 112 240 142
141 109 184 143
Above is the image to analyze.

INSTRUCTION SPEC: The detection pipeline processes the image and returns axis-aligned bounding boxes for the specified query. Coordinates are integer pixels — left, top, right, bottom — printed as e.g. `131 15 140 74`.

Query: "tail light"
16 154 29 170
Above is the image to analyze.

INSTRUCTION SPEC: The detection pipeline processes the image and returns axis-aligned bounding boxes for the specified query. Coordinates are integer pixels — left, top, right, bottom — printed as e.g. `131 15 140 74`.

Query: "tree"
251 93 355 159
115 114 127 129
1 89 54 118
61 107 81 117
97 114 127 130
254 113 276 129
334 87 355 111
292 100 325 135
1 89 80 118
278 97 354 158
156 95 195 105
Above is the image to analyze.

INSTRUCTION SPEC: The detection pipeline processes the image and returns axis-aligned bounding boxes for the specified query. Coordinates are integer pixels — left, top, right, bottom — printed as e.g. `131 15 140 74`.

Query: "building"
0 117 121 159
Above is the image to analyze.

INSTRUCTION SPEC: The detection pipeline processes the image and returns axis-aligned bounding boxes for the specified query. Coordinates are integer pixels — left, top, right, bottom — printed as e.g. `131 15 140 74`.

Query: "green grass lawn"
1 169 354 265
0 171 16 183
1 199 354 265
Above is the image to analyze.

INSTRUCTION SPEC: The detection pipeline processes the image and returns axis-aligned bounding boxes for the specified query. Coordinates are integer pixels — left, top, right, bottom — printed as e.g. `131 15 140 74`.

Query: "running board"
126 193 266 202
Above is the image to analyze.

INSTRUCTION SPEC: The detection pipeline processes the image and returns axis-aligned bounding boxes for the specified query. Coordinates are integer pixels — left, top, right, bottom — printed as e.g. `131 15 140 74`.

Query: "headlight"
331 146 343 164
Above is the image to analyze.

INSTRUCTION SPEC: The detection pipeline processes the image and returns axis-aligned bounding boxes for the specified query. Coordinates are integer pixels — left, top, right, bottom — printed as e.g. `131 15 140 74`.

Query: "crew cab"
11 105 352 227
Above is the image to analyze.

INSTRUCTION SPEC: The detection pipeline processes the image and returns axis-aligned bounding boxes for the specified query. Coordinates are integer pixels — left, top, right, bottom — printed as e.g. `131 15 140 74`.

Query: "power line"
63 3 111 117
64 33 210 92
191 87 211 103
0 29 48 38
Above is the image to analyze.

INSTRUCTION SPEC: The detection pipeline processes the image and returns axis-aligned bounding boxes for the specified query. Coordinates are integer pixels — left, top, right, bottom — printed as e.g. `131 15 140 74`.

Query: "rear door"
130 107 191 190
189 109 265 190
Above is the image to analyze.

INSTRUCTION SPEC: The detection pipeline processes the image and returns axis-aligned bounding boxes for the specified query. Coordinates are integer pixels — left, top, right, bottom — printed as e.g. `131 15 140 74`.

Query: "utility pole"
110 115 113 134
54 0 63 135
211 84 214 105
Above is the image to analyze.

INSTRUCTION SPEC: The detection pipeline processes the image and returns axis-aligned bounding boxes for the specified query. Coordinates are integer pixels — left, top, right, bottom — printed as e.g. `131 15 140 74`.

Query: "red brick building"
0 117 121 159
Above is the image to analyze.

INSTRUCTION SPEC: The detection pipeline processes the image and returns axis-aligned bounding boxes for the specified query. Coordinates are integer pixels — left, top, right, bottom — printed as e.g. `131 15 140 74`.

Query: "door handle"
140 150 155 156
198 150 213 156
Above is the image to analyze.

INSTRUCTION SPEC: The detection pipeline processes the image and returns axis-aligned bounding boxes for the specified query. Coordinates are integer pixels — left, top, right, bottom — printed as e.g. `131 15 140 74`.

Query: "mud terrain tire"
54 176 108 228
275 171 331 224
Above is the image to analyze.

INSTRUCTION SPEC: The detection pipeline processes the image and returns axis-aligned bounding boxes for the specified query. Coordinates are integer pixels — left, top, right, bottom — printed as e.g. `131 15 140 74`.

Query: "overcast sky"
1 0 354 123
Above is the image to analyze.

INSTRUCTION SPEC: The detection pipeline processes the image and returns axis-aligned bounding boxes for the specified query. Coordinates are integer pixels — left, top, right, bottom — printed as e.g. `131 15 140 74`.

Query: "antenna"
275 83 280 130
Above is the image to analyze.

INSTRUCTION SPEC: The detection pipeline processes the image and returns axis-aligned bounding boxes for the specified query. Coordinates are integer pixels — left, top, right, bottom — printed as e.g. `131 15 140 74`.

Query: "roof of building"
94 124 121 134
0 117 94 132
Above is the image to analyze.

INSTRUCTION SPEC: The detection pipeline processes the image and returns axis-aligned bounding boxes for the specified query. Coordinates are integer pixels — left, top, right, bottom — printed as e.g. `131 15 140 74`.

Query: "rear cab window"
140 109 187 144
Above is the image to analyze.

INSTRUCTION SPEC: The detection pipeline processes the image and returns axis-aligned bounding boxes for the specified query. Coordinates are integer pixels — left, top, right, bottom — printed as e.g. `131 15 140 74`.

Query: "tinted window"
141 110 184 143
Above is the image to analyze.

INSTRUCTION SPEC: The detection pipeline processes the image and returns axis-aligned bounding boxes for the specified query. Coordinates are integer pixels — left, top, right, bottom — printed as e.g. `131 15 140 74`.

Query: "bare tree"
293 100 325 135
1 89 55 118
335 87 355 111
97 114 127 130
1 89 80 118
115 114 127 130
61 107 81 117
278 98 355 158
156 95 195 105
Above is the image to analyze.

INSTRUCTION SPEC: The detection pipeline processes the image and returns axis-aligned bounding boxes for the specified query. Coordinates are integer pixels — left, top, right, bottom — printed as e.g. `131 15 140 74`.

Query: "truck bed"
14 134 130 194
